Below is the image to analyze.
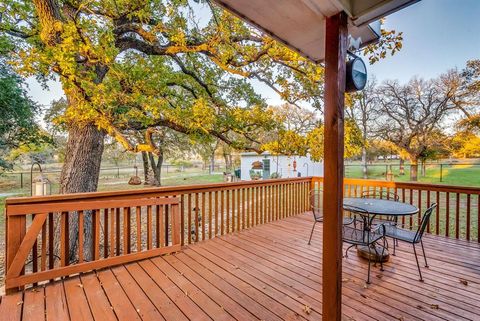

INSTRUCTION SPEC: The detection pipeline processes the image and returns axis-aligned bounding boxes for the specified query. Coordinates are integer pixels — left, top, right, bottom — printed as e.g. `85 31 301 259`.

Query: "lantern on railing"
31 162 51 196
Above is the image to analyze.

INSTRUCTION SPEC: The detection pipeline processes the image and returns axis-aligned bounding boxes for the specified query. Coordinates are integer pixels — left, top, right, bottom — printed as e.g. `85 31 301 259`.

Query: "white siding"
240 154 323 181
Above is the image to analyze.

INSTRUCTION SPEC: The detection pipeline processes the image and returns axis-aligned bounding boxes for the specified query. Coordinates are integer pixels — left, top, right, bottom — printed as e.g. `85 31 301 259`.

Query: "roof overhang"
213 0 419 63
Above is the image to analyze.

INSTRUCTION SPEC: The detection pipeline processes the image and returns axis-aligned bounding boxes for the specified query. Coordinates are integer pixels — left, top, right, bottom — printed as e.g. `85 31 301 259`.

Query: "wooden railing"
313 177 480 242
4 177 311 292
5 176 479 292
5 196 181 292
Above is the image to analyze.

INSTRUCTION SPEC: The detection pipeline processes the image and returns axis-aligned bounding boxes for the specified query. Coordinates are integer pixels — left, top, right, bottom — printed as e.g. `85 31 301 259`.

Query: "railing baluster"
188 194 192 244
409 189 413 229
156 205 160 247
466 194 471 241
159 204 164 247
164 202 169 245
209 192 213 239
435 191 440 235
136 206 141 252
236 188 241 230
78 210 84 263
446 192 450 237
41 221 46 271
241 188 246 229
202 192 206 240
115 208 121 256
180 194 185 246
62 211 70 264
48 213 54 271
123 207 131 254
477 195 480 243
455 193 460 239
426 191 431 233
255 186 259 225
93 209 100 261
109 208 115 257
418 189 422 227
147 205 152 249
226 190 230 234
220 191 224 235
215 191 219 235
102 209 107 259
232 189 236 232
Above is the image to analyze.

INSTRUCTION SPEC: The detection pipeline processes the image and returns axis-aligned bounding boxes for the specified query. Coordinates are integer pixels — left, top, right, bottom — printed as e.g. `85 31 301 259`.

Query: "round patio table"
343 197 419 262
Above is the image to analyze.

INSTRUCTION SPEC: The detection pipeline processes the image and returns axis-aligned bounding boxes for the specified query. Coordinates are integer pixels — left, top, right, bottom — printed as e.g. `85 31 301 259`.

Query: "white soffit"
214 0 419 63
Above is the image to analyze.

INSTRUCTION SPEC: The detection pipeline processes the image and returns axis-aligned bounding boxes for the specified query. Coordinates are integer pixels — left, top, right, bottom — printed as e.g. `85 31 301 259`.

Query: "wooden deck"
1 212 480 321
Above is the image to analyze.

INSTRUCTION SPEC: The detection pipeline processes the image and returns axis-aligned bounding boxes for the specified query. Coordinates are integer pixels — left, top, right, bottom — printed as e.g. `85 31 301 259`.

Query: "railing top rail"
5 177 313 205
7 196 180 216
314 177 480 194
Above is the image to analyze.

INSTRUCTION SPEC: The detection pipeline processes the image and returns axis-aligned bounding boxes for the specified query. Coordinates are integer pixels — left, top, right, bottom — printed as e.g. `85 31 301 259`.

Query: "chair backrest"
342 205 374 244
414 203 437 243
310 189 323 221
361 190 399 202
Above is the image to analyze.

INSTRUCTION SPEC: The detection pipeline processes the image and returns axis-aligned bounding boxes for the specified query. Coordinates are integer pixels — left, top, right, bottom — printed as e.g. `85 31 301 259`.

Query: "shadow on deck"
1 212 480 321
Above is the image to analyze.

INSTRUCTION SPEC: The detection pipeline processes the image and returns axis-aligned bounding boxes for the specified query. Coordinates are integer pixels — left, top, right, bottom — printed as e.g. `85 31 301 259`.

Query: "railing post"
5 208 26 294
323 11 347 321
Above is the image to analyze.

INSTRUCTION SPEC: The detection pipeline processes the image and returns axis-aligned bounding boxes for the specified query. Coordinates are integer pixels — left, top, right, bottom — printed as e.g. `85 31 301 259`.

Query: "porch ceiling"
213 0 420 63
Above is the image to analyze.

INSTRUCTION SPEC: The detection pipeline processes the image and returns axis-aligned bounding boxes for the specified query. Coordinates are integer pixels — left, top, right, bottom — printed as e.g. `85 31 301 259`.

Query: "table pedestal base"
357 245 390 263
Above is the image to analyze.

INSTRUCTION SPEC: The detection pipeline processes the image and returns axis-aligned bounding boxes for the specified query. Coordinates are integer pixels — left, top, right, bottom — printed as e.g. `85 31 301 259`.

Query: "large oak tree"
1 0 402 260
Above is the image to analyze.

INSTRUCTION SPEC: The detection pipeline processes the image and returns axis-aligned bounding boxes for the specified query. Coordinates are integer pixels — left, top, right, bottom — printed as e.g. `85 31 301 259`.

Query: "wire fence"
0 164 224 194
345 162 480 186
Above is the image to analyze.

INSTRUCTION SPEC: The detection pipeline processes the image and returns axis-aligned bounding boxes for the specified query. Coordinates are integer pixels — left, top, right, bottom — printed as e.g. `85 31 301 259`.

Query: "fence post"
440 164 443 182
20 172 23 189
117 167 120 178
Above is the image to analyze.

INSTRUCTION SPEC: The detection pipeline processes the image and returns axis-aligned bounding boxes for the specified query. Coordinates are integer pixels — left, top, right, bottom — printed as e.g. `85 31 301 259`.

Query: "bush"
270 172 281 179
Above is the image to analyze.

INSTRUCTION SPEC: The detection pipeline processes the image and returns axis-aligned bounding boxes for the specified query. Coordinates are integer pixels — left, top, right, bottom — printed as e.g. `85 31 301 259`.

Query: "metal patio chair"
384 203 437 282
308 189 355 245
342 205 387 284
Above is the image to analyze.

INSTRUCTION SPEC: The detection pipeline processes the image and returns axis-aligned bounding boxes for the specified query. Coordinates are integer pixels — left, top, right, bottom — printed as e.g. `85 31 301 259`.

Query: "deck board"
2 212 480 321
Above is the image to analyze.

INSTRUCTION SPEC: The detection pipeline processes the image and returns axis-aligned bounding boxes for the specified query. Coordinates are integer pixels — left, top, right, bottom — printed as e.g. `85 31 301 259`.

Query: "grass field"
345 163 480 186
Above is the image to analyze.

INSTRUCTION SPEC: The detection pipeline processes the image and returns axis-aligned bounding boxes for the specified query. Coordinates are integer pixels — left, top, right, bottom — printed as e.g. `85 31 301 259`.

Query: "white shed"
240 152 323 181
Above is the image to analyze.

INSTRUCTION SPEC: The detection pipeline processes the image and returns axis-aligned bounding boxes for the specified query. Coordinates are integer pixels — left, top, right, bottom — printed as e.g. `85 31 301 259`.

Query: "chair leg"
380 238 386 271
413 243 424 282
344 244 356 258
308 221 316 245
393 237 396 255
366 246 372 284
420 240 429 268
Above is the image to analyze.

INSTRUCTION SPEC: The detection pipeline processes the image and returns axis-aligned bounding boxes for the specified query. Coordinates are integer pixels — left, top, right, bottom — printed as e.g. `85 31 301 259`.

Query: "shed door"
262 159 270 179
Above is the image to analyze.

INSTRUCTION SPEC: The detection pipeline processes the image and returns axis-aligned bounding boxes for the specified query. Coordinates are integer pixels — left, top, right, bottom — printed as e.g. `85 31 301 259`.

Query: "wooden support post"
323 11 347 321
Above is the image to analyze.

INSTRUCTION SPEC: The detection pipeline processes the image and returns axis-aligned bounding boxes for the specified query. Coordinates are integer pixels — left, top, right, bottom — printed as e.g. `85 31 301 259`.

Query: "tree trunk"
421 160 426 177
60 123 105 262
361 146 368 179
209 154 215 174
148 151 163 186
141 151 149 183
399 158 405 175
410 158 418 181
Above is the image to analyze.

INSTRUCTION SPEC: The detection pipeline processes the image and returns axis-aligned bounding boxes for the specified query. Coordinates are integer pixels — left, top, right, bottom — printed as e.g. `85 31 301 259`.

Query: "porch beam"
322 11 347 321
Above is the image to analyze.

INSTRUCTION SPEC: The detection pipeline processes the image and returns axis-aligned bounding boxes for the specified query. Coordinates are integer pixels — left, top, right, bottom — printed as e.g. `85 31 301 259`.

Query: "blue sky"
26 0 480 107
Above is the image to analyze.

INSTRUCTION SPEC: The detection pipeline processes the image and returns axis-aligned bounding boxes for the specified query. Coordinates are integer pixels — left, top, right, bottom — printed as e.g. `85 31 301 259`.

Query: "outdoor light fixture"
346 52 367 92
30 161 51 196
